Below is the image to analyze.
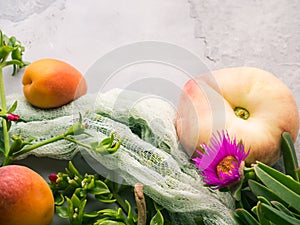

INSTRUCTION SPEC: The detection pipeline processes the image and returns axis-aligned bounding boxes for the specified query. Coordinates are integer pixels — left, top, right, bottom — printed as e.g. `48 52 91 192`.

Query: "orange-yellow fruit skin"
22 58 87 108
0 165 54 225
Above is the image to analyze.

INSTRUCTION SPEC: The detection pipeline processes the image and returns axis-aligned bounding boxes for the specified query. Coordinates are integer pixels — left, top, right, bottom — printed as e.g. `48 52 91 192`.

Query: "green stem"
11 135 65 159
3 124 88 165
63 137 92 150
0 67 11 166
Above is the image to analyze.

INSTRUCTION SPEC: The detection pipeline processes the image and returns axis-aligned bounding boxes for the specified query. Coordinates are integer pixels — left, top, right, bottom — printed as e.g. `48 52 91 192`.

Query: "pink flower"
7 113 20 122
193 130 249 189
48 173 58 185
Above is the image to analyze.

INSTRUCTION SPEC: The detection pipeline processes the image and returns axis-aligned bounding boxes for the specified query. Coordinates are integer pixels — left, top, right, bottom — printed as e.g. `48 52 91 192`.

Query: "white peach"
176 67 299 166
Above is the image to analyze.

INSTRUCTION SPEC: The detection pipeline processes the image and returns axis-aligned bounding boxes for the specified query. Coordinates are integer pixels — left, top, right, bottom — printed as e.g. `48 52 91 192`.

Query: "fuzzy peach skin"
22 58 87 108
0 165 54 225
176 67 299 166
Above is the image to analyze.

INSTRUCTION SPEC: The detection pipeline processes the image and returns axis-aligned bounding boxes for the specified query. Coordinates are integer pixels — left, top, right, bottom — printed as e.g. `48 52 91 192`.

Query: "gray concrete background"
1 0 300 164
189 0 300 163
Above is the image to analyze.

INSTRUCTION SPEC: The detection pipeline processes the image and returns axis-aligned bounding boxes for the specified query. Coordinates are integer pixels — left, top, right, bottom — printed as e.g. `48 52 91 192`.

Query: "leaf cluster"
0 30 28 74
232 132 300 225
50 161 166 225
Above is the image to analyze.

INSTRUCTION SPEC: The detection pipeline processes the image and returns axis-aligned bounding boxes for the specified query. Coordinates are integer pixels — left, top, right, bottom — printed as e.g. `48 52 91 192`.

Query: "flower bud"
48 173 58 185
6 113 20 122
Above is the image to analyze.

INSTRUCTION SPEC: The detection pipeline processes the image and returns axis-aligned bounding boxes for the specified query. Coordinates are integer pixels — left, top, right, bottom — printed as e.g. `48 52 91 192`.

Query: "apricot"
22 58 87 108
0 165 54 225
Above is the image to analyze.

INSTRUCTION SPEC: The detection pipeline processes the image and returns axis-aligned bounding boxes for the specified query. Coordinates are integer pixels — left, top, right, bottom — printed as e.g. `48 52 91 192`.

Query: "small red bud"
7 113 20 122
48 173 58 185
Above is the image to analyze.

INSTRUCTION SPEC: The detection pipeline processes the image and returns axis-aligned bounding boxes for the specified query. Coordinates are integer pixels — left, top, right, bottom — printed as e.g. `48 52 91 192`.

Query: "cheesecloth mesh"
4 89 236 225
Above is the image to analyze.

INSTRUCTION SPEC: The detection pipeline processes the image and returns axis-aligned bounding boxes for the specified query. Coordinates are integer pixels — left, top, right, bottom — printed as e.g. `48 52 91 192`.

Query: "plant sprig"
0 30 29 166
49 161 166 225
1 113 120 166
0 30 28 75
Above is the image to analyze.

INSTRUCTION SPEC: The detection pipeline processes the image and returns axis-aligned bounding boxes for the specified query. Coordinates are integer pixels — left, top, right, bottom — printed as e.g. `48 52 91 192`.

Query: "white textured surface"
189 0 300 102
0 0 202 71
1 0 299 161
189 0 300 162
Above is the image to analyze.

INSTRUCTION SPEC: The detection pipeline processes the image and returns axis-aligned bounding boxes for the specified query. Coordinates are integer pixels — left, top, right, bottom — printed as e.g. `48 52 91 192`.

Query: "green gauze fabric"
6 89 236 225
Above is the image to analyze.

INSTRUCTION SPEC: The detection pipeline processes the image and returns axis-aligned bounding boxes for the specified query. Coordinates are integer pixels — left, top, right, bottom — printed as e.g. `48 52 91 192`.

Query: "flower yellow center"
216 156 238 178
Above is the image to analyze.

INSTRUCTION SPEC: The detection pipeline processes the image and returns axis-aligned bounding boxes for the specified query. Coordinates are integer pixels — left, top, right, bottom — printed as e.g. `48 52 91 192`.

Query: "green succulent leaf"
67 161 82 179
240 189 257 212
254 164 300 212
234 208 259 225
9 137 23 154
150 202 164 225
98 208 119 218
56 206 69 219
271 201 297 218
7 100 17 113
0 30 28 74
66 196 74 213
256 162 300 195
248 179 283 203
78 199 87 222
91 133 120 154
244 166 256 178
251 205 258 216
54 193 65 206
281 132 299 181
90 180 111 195
95 193 116 203
65 116 86 136
256 202 272 225
0 46 13 60
86 176 95 190
230 176 244 201
125 200 134 222
231 210 248 225
96 220 125 225
7 36 16 46
65 194 86 225
257 196 271 206
71 193 82 208
83 211 99 218
6 120 11 131
258 202 300 225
